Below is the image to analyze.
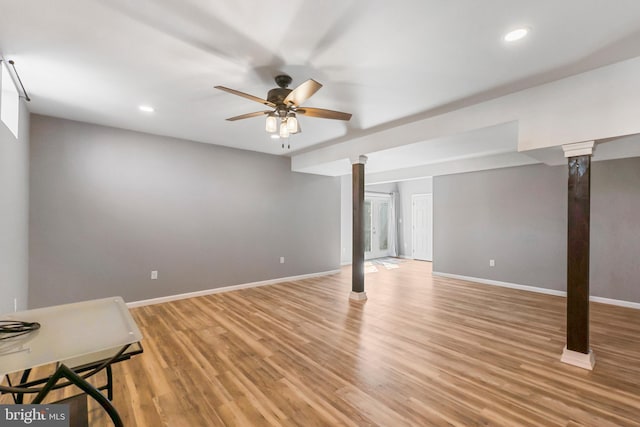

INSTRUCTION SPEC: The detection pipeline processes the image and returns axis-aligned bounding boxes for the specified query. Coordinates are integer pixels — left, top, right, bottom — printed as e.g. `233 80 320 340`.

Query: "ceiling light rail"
0 59 31 102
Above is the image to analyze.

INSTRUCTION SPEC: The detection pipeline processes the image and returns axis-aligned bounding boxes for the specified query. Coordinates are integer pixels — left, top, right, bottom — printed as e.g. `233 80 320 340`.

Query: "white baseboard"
589 295 640 310
432 271 640 310
432 271 566 297
126 269 341 308
561 346 595 370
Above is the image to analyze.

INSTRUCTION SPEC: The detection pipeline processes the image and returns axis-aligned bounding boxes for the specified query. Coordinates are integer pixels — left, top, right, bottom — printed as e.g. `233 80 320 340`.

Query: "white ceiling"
2 0 640 172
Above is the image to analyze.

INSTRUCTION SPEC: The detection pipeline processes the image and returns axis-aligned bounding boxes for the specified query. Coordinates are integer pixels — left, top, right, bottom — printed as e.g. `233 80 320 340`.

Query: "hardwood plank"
3 260 640 426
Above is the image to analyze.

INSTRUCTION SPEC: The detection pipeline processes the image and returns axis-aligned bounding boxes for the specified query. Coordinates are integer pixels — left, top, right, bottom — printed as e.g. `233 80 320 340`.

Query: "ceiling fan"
215 75 352 149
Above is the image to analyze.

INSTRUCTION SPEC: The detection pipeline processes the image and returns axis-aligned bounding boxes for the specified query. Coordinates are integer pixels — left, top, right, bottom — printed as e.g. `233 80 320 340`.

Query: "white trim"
341 261 352 266
562 140 595 158
350 155 368 165
349 291 368 301
589 295 640 310
126 269 341 308
432 271 565 296
432 271 640 309
561 346 595 370
365 191 391 199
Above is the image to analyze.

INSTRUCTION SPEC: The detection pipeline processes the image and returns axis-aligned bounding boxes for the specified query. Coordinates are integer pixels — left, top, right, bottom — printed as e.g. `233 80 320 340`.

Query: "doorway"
412 193 433 261
364 194 391 260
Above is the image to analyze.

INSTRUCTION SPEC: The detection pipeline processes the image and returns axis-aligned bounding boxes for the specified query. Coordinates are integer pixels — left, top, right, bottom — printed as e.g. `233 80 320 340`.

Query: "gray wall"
433 164 567 290
0 100 30 314
29 115 340 308
591 157 640 301
340 175 352 264
433 158 640 302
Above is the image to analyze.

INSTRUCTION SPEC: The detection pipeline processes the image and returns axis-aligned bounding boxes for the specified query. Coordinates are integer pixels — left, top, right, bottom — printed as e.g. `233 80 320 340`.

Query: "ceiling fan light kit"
215 74 352 149
279 120 290 138
287 113 298 133
265 113 277 133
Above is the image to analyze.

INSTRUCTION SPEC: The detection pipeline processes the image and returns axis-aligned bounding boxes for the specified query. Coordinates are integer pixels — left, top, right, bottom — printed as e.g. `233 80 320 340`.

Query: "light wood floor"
4 260 640 426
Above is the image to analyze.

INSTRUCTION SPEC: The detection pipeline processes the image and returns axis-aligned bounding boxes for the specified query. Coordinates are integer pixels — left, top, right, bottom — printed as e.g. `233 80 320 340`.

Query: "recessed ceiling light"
138 105 155 113
504 27 529 42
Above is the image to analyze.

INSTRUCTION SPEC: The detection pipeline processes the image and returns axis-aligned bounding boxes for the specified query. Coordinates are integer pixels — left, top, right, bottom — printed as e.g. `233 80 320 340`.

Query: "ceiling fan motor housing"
267 74 294 109
274 74 292 88
267 87 293 106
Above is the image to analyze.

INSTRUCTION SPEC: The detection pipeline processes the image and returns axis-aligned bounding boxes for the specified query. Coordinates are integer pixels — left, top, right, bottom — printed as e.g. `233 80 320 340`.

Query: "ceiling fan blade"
226 111 271 121
215 86 276 108
297 107 352 121
283 79 323 106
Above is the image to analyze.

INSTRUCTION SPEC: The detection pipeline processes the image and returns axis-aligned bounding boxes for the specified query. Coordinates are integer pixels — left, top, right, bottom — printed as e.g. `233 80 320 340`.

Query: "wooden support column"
350 155 367 301
561 141 595 370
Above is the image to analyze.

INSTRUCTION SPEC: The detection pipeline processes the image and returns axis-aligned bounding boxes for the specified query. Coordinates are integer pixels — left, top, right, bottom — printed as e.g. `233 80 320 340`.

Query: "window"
1 61 20 138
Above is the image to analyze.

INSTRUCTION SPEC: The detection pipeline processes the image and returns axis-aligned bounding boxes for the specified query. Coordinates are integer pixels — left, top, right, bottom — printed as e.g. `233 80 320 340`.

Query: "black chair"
32 364 123 427
5 342 143 403
57 342 143 401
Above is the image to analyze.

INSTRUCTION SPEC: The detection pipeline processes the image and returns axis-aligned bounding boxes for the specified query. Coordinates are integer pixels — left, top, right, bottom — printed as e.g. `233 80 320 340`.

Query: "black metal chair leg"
19 368 32 384
106 365 113 401
16 368 31 403
12 368 32 403
32 364 123 427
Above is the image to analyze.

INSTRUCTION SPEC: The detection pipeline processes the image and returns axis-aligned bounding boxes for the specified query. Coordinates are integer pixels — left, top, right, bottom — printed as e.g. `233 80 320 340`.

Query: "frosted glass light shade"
279 121 290 138
287 116 298 133
265 115 277 133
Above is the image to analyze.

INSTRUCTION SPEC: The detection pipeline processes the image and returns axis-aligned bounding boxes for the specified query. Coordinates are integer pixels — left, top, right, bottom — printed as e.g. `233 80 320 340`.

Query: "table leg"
32 364 123 427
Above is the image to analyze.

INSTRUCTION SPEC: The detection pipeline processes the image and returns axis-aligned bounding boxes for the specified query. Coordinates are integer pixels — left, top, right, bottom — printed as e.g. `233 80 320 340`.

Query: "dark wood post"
561 141 595 370
351 155 367 300
567 155 591 353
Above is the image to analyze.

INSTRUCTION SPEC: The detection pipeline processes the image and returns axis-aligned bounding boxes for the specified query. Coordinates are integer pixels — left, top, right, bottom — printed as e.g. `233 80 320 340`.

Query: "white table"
0 297 143 426
0 296 142 378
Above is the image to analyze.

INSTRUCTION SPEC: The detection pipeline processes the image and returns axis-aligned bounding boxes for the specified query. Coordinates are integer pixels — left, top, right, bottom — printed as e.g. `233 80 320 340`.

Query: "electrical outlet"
280 257 285 264
151 270 158 279
489 259 495 267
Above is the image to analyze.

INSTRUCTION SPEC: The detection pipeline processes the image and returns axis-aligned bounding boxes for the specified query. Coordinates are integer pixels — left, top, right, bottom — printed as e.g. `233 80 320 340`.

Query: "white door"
412 194 433 261
365 196 391 259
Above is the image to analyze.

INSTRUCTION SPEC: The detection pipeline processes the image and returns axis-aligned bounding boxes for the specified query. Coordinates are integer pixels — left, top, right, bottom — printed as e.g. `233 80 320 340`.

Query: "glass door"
364 195 391 260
